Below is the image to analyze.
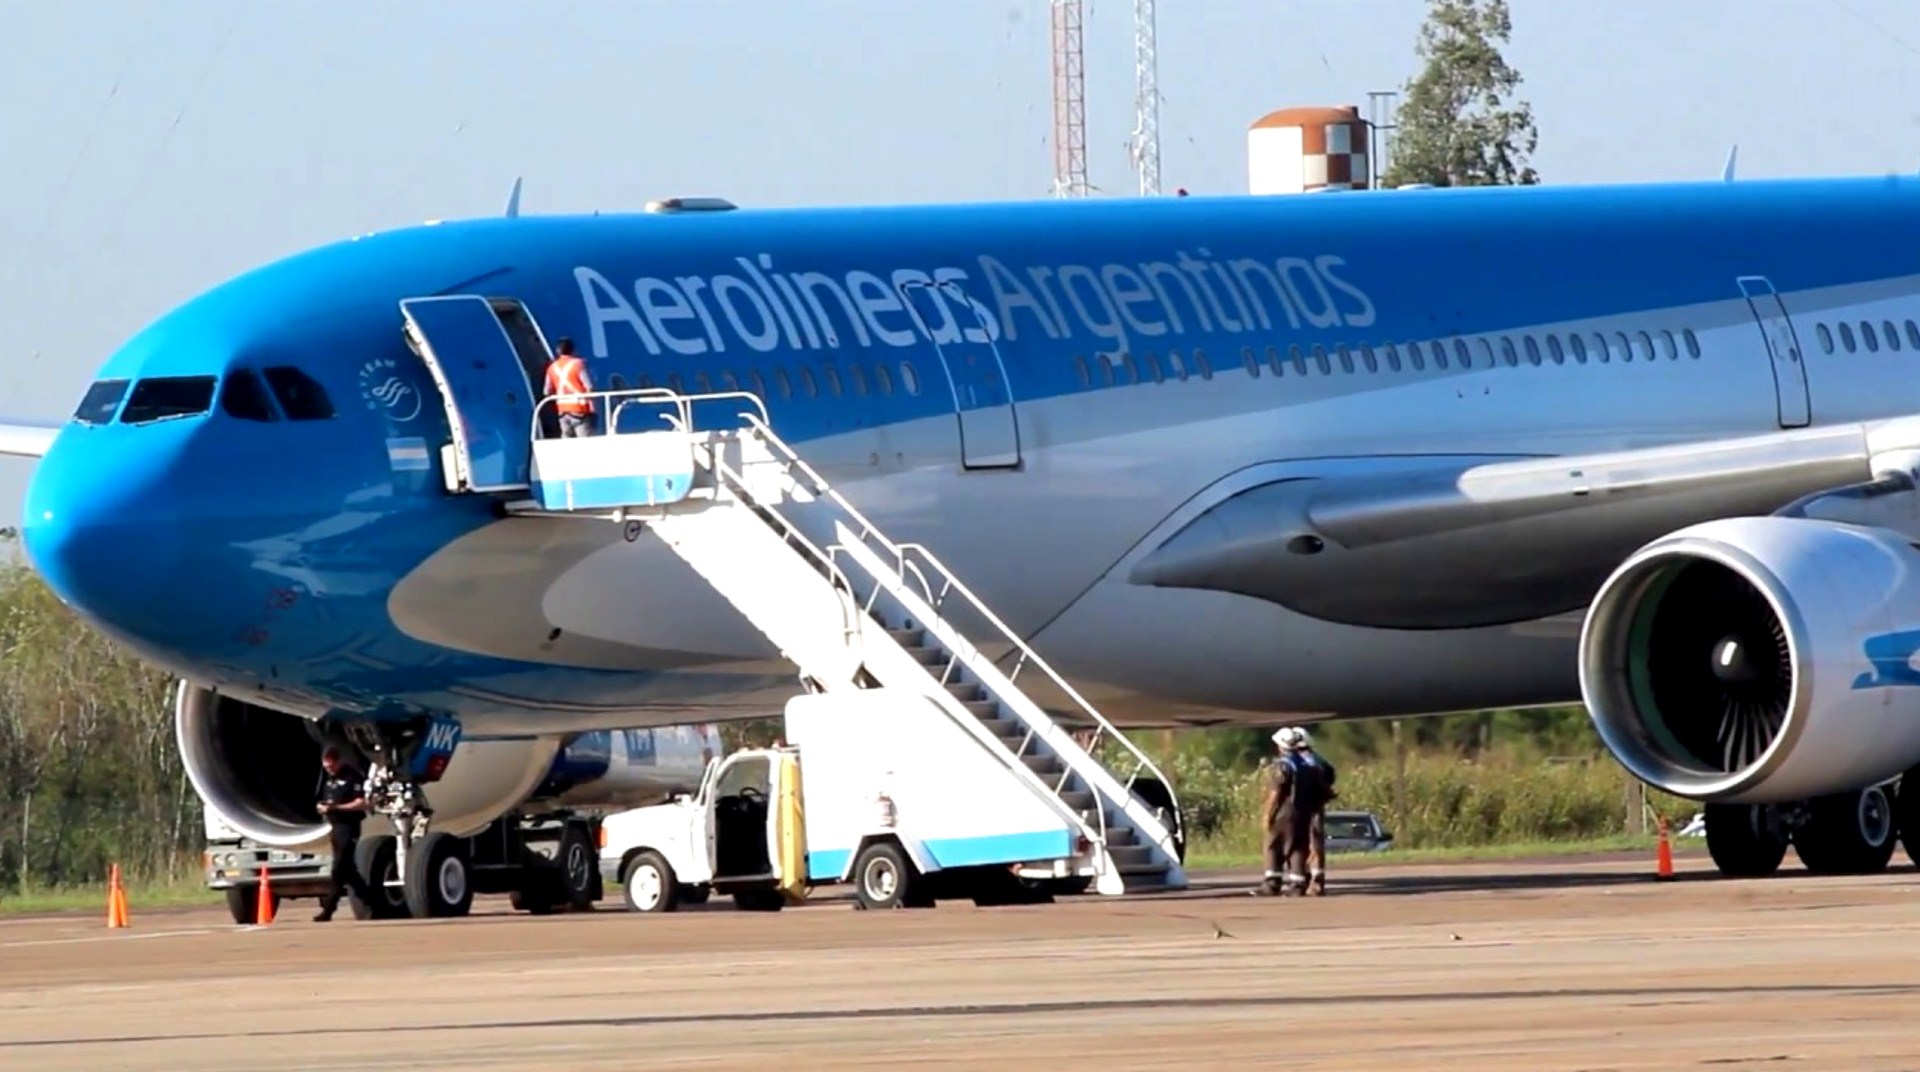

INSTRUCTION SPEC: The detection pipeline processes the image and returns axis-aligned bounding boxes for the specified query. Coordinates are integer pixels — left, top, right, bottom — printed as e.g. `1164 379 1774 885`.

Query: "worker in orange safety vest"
542 337 597 437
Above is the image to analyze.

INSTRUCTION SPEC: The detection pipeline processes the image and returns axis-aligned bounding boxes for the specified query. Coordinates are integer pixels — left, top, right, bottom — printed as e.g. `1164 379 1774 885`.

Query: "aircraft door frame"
399 295 541 492
1736 276 1812 429
898 280 1022 470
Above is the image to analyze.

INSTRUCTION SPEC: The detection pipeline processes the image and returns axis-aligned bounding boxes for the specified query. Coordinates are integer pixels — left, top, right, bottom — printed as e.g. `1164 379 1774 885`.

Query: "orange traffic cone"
1655 820 1675 881
254 867 275 925
106 864 129 929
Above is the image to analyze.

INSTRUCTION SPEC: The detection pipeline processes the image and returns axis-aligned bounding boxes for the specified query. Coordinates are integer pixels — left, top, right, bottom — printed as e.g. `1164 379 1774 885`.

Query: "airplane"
8 173 1920 892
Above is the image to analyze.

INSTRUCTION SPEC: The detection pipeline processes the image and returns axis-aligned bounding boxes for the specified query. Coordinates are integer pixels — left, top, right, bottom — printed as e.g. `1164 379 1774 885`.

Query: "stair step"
1119 860 1171 877
1062 790 1095 810
887 628 924 646
1107 844 1154 867
966 701 1001 720
908 646 945 666
945 682 983 701
1103 825 1138 846
1021 754 1062 775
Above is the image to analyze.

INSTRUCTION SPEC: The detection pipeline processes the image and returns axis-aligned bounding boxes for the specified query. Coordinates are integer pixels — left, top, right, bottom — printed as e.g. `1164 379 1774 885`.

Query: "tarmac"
3 855 1919 1071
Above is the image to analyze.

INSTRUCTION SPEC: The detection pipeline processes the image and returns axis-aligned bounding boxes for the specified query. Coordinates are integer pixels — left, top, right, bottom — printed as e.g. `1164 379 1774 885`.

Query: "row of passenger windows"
73 368 336 426
1073 327 1705 387
608 360 927 403
1815 318 1920 356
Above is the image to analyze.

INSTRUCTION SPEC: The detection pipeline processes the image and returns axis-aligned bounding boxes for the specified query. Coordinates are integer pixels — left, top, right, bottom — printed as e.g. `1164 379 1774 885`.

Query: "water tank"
1248 105 1372 195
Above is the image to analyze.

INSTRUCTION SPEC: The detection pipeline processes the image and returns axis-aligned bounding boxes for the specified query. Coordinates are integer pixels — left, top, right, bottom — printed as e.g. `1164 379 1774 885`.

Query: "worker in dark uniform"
313 746 372 922
1259 727 1338 896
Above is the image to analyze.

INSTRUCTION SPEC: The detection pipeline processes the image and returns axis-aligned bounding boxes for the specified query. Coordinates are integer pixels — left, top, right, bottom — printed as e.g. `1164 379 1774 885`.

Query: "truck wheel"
621 851 680 913
224 885 273 925
852 841 921 910
404 832 474 918
559 823 597 911
352 836 409 920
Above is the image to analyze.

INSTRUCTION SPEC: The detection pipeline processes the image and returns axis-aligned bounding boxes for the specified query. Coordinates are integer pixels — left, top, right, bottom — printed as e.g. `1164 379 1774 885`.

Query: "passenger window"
1658 330 1677 361
1359 343 1378 373
1683 329 1702 358
1590 332 1609 363
747 369 769 399
1546 335 1565 365
1634 331 1653 362
1523 336 1542 366
1475 338 1494 367
1499 337 1518 367
798 367 819 397
1193 349 1213 380
719 370 740 391
1075 355 1092 388
1336 344 1355 373
121 375 219 424
1313 344 1332 375
1453 339 1472 369
220 370 277 422
1120 353 1139 384
1614 332 1634 363
609 373 629 391
1885 321 1902 352
1242 347 1261 379
636 373 655 389
1840 323 1857 352
1405 342 1425 372
72 378 130 425
1383 343 1402 372
1289 344 1308 375
827 366 848 395
694 372 715 393
899 361 921 396
1097 353 1116 387
1433 341 1450 370
1265 345 1285 377
1862 322 1881 353
847 364 869 396
1908 321 1920 350
1570 334 1588 363
1168 350 1189 381
261 368 334 420
1817 323 1834 354
1142 352 1164 384
774 368 793 399
871 364 893 395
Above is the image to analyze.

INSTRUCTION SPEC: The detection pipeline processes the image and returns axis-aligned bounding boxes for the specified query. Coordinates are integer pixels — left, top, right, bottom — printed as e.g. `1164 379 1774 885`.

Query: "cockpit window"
73 379 130 425
262 367 335 420
120 376 217 424
221 369 279 422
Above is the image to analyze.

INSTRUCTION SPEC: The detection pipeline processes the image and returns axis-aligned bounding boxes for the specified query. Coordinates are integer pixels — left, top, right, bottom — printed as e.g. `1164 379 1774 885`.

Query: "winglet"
1722 145 1738 183
504 177 523 219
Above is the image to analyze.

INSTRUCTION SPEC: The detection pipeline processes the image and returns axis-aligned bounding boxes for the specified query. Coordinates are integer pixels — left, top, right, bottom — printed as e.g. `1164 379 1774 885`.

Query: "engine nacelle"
1580 515 1920 804
175 683 716 847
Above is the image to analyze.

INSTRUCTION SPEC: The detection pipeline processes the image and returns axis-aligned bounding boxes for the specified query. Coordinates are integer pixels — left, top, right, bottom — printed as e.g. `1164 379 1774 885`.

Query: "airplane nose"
22 430 185 646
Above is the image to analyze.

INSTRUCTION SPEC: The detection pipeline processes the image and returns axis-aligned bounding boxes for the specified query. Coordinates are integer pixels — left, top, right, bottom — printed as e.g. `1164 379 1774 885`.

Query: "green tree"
1382 0 1540 188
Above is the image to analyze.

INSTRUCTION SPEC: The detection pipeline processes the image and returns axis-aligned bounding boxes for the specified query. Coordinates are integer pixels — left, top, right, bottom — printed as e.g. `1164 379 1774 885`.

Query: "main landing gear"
1703 772 1908 878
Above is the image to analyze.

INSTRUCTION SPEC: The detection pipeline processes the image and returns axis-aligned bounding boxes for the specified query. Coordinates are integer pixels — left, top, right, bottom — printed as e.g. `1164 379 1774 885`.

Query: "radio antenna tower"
1128 0 1162 196
1050 0 1090 197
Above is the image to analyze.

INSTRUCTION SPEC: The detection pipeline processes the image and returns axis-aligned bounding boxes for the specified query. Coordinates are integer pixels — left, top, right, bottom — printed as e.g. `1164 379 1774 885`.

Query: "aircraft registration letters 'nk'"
14 176 1920 879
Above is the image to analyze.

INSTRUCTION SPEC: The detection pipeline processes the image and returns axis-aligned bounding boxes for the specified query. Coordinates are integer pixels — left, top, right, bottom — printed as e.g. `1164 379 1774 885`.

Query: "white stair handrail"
729 411 1184 848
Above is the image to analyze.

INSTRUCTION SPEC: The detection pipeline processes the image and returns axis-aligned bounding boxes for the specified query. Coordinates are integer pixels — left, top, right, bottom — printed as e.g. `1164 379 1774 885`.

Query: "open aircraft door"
899 280 1022 470
400 295 544 493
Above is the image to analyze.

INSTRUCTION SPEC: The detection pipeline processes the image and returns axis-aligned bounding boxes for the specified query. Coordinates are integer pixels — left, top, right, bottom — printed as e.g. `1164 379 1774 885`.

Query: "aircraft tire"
404 832 475 918
1704 803 1788 878
1793 786 1898 876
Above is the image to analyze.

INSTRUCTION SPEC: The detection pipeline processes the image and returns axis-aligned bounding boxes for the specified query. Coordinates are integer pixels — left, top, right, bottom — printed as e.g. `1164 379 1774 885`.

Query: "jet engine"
1580 515 1920 804
174 682 714 847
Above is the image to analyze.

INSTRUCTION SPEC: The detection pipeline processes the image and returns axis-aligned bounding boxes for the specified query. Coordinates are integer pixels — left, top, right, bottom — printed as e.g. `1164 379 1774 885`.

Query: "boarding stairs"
512 389 1186 894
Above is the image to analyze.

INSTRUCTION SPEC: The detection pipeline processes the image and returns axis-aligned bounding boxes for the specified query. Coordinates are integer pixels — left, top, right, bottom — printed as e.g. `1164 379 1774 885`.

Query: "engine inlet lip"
1579 537 1812 801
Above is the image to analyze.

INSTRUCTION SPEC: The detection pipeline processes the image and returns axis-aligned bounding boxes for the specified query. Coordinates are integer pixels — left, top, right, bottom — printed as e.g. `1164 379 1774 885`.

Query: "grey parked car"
1325 810 1394 853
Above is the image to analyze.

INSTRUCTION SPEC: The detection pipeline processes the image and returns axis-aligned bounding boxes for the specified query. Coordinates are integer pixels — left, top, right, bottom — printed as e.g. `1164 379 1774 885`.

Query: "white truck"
599 690 1185 912
203 724 719 922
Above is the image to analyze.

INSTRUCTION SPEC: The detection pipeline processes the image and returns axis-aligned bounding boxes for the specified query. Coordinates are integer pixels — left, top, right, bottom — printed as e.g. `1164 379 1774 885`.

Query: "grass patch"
0 879 220 916
1186 833 1698 872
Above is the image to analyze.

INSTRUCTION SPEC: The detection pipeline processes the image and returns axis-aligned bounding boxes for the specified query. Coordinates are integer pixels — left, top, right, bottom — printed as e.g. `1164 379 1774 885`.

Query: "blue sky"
4 0 1919 526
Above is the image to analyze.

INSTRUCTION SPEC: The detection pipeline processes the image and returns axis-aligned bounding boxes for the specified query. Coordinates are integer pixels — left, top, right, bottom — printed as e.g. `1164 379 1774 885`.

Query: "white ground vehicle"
600 690 1186 912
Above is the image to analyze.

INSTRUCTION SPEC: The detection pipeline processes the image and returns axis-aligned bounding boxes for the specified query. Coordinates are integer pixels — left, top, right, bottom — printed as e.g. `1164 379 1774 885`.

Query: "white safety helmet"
1272 726 1311 751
